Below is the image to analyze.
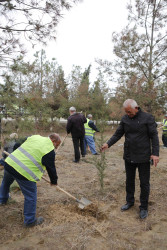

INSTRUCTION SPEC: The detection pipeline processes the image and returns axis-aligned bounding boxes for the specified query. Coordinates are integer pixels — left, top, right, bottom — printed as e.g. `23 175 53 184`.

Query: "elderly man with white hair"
66 107 87 163
101 99 159 219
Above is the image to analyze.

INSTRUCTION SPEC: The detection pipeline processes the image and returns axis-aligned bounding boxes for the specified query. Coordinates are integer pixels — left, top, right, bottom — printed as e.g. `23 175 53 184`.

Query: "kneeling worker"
0 133 61 227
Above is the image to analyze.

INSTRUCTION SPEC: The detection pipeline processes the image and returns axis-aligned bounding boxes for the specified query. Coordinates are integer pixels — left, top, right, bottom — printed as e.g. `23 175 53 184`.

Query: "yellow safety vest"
5 135 54 182
84 119 95 137
163 119 167 131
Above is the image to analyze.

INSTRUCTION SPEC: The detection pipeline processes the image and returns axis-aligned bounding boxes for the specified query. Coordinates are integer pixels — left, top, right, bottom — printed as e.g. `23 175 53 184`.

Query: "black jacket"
107 109 159 163
88 120 99 132
66 112 87 137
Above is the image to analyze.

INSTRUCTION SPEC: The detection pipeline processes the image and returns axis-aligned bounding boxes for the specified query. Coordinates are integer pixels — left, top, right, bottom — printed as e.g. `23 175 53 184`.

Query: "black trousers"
162 133 167 147
125 161 150 210
72 136 85 161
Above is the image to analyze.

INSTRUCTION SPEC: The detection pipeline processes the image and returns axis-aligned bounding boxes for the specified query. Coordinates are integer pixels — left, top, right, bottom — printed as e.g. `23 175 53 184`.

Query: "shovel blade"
78 197 92 209
78 203 85 209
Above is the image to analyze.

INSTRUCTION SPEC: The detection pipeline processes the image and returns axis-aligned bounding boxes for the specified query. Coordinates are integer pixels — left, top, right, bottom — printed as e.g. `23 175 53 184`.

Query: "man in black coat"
101 99 159 219
66 107 87 163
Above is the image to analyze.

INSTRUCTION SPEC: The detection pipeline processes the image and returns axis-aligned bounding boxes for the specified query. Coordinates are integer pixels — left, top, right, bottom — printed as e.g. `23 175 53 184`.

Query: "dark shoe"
82 155 85 157
73 160 79 163
140 209 148 219
121 203 134 211
0 202 7 206
93 153 100 155
25 217 44 228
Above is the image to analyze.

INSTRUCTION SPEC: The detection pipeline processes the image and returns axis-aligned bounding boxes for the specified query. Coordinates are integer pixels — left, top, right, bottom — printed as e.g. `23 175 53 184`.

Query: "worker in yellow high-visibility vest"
0 133 61 227
162 114 167 148
84 114 100 155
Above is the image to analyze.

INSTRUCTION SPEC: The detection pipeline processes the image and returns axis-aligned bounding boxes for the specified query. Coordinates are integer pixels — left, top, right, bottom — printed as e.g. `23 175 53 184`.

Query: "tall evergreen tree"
67 65 82 101
75 65 91 112
89 70 111 120
98 0 167 115
46 63 69 118
0 75 17 116
9 56 34 115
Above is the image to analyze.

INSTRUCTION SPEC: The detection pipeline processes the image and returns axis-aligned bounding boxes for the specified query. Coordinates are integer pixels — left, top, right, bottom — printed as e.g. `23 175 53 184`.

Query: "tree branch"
152 45 167 65
145 1 151 47
0 26 36 32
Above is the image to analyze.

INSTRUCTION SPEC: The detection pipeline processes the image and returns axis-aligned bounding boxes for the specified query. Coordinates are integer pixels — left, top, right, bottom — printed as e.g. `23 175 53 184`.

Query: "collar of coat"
127 107 141 119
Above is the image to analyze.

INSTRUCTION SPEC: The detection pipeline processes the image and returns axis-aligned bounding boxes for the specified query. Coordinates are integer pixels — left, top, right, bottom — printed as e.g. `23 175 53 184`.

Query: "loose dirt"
0 131 167 250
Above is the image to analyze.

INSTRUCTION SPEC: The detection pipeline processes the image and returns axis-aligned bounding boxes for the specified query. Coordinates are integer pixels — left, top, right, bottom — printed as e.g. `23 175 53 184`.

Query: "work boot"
0 202 7 206
121 203 134 211
25 217 44 228
93 153 100 155
140 209 148 219
73 160 79 163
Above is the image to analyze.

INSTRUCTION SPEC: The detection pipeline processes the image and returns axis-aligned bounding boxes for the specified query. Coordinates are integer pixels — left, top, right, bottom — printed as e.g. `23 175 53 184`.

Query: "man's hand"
100 143 109 152
50 182 57 186
150 155 159 167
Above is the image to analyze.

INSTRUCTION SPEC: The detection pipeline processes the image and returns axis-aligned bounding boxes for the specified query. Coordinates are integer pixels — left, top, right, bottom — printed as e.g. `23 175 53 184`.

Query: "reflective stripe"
85 128 94 136
163 120 167 128
85 132 94 135
18 147 44 173
8 154 40 181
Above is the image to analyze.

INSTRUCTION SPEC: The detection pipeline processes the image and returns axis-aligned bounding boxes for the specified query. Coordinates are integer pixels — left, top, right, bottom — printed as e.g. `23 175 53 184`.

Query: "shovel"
3 150 92 209
42 176 92 209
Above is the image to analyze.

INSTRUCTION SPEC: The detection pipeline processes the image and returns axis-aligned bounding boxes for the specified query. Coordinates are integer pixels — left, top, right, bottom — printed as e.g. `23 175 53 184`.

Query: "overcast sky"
34 0 129 87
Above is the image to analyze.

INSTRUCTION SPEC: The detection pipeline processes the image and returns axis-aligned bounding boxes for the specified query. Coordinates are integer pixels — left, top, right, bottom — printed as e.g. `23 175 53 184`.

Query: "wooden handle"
56 186 78 201
41 176 50 183
3 150 9 156
42 176 77 201
55 134 68 153
42 176 77 200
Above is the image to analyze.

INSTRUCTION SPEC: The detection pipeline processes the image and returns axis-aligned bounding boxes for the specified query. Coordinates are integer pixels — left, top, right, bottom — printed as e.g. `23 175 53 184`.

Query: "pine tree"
0 75 17 116
98 0 167 115
75 65 91 113
0 0 82 64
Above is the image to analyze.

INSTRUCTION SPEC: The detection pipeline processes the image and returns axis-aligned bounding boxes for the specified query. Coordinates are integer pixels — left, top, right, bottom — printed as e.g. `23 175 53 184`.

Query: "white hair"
87 114 92 119
123 99 138 109
9 133 18 139
69 106 76 112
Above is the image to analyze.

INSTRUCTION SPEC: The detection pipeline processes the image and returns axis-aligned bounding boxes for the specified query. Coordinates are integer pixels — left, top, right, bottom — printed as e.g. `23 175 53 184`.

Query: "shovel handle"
3 150 9 156
56 185 78 201
41 176 78 201
56 134 68 153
